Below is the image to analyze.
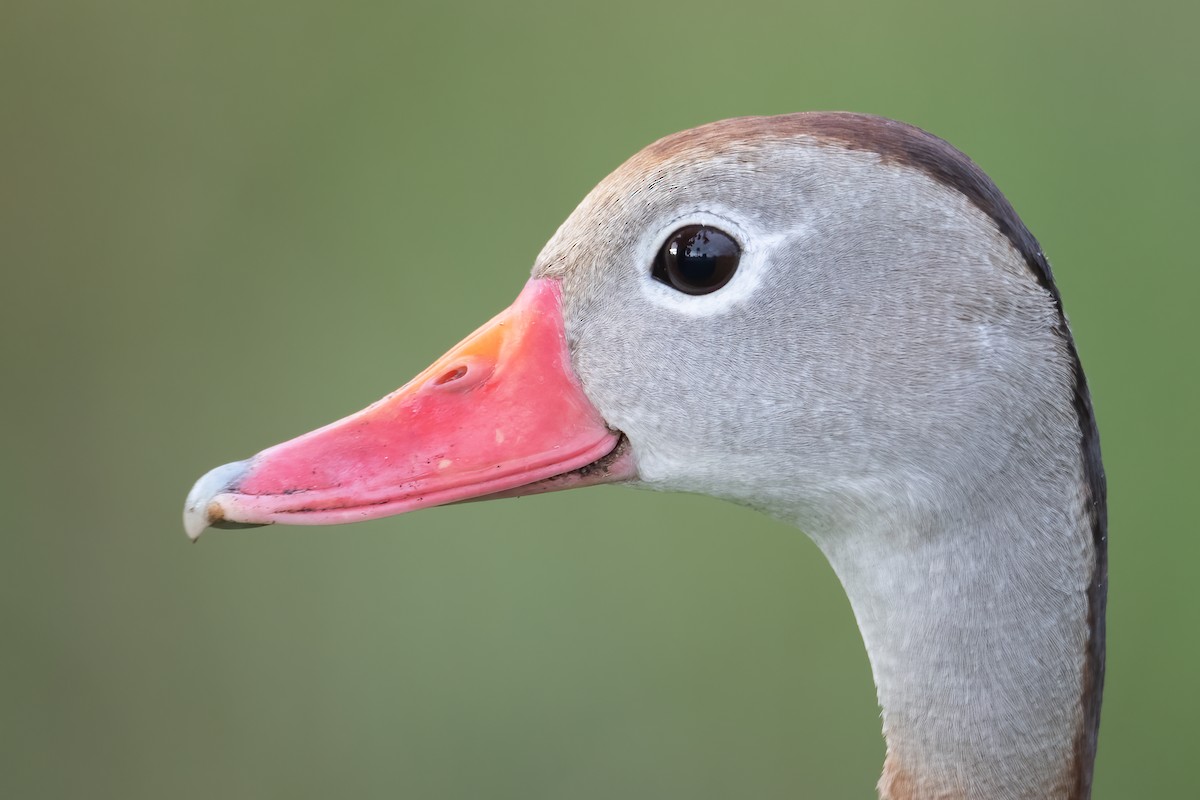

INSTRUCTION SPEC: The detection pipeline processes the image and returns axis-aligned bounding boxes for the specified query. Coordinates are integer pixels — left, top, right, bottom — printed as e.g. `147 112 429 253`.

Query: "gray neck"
536 113 1107 797
809 453 1098 799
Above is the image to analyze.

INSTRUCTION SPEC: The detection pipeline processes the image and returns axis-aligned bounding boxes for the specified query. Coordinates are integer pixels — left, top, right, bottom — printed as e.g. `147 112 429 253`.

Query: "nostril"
433 365 468 385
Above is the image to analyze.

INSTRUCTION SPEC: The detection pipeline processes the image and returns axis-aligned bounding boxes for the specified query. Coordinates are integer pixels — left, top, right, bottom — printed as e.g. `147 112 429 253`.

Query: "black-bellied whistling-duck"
185 113 1106 800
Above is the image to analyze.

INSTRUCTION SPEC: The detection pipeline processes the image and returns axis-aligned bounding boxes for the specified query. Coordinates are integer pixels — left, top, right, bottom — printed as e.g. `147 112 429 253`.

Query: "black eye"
652 225 741 295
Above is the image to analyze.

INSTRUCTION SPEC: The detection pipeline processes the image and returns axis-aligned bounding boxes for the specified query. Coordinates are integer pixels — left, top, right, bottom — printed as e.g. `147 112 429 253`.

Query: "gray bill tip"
183 460 251 541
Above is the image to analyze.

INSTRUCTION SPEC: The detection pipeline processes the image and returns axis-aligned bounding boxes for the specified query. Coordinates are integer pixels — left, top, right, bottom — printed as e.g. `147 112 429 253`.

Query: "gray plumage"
536 113 1105 799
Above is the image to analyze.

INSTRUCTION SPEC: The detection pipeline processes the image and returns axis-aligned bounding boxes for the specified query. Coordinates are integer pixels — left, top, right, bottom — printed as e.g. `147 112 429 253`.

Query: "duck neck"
809 463 1103 800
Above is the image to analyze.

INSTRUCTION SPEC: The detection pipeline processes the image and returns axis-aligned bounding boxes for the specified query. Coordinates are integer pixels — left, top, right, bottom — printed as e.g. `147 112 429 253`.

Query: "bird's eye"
652 225 741 295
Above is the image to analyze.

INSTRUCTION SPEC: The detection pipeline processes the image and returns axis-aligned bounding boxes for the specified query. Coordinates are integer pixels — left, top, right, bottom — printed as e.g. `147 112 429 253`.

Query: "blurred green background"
3 1 1196 797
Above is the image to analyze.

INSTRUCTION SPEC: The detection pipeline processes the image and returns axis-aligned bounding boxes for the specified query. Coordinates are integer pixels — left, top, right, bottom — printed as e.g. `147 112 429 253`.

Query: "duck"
184 112 1107 800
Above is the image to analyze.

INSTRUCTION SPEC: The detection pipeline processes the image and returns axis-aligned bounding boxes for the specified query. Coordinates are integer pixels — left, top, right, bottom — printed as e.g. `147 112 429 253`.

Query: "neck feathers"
816 436 1103 799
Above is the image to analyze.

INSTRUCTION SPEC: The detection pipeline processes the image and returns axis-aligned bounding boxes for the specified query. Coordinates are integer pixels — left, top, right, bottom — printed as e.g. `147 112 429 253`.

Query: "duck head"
186 113 1072 538
184 113 1105 800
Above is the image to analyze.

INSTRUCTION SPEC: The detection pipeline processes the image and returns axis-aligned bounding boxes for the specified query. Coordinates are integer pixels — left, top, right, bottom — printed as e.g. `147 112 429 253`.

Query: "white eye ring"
636 208 778 317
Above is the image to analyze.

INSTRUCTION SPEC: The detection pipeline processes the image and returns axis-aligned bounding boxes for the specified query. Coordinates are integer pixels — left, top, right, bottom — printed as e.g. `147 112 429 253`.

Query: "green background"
4 1 1195 797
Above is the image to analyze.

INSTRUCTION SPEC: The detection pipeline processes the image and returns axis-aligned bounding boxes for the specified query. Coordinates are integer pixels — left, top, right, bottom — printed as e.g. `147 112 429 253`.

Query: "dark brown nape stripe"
647 112 1109 795
1071 358 1107 800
